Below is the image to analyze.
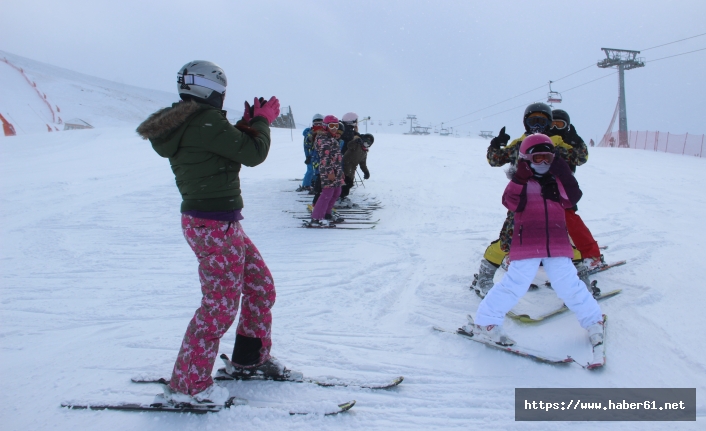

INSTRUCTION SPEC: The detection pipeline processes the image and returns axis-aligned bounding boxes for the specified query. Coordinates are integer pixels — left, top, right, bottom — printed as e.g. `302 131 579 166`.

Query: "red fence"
1 56 62 127
598 130 704 158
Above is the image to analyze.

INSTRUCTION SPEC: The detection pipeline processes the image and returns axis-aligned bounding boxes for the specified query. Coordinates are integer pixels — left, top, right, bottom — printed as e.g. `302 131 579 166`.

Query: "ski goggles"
177 73 226 94
312 120 323 126
524 116 550 129
551 119 568 130
327 123 340 129
526 152 554 165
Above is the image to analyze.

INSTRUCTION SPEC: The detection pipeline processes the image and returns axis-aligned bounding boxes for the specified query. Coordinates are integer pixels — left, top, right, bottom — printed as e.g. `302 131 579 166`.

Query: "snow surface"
1 57 705 431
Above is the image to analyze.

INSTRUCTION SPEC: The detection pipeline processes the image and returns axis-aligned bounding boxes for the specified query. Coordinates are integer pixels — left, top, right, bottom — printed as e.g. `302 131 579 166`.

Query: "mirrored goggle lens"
552 120 567 129
529 152 554 164
525 116 550 127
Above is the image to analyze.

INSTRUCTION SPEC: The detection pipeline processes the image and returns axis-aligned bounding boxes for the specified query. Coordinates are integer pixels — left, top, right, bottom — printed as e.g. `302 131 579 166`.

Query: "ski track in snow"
2 68 706 430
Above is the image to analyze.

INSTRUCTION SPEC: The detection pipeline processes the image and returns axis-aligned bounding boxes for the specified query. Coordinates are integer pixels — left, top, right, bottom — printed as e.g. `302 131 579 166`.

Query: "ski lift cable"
438 32 706 129
451 71 618 129
641 32 706 52
560 71 617 94
645 47 706 63
438 63 596 127
432 34 705 131
450 46 702 131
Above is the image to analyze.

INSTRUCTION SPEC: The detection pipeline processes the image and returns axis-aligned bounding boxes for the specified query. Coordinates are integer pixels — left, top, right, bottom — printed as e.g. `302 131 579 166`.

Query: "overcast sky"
2 0 705 141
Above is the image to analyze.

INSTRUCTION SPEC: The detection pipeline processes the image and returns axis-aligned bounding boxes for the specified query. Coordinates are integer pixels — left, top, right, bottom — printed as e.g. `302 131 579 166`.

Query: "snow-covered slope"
1 121 705 429
0 51 244 135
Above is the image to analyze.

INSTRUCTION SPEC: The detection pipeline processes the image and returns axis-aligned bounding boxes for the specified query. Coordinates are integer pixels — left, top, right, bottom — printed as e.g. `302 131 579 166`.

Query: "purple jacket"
502 158 582 261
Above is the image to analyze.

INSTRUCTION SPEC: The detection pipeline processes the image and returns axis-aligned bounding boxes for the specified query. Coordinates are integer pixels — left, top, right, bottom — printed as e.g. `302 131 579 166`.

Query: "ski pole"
356 170 366 188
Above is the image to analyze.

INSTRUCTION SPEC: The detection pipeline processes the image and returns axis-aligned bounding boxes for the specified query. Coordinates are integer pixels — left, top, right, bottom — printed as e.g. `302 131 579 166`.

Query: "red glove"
252 96 280 124
513 160 533 185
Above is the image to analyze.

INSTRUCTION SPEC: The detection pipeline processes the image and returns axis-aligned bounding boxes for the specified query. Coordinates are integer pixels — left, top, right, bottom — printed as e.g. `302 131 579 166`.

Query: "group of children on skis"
298 112 375 227
137 59 608 406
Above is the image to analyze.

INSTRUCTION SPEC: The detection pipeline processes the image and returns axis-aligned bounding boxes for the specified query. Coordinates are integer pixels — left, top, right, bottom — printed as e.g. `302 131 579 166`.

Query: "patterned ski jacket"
314 132 344 188
501 157 582 261
137 100 270 212
487 134 587 171
342 136 369 179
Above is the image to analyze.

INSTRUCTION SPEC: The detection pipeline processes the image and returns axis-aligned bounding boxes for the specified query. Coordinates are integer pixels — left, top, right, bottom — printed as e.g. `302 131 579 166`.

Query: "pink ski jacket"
502 159 582 261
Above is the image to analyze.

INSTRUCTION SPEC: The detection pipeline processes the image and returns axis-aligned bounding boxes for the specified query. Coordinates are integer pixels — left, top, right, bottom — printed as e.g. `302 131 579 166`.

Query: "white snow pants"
475 257 603 329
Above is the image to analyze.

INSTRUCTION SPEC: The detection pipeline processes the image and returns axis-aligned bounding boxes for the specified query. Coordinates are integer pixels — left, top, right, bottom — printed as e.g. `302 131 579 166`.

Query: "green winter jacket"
137 101 271 212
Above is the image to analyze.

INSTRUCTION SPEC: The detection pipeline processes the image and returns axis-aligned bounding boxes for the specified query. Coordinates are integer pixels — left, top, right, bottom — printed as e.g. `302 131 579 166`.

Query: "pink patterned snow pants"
169 215 276 395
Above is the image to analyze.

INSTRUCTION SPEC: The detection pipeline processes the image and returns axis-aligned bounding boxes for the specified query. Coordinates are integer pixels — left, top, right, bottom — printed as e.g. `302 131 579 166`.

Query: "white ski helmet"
177 61 227 100
342 112 358 123
312 113 324 123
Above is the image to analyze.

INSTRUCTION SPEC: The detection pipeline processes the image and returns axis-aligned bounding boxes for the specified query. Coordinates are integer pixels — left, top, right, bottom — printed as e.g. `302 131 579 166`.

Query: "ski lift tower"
406 115 417 134
597 47 645 148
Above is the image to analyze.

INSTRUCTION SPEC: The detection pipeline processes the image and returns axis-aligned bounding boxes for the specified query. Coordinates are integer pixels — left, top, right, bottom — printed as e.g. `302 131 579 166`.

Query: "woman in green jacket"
137 61 286 405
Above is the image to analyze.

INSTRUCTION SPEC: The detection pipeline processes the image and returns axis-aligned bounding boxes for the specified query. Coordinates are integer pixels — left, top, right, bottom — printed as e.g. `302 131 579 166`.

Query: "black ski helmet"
551 109 570 127
523 102 553 134
523 102 553 122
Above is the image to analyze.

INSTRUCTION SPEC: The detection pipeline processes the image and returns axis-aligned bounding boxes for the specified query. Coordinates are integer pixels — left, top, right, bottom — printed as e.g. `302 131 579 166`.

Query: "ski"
507 289 621 323
433 323 575 366
62 395 244 414
295 217 379 224
132 357 403 390
582 260 626 277
293 214 374 221
63 394 355 416
216 370 403 389
300 223 375 230
300 205 376 214
586 314 607 370
217 354 403 389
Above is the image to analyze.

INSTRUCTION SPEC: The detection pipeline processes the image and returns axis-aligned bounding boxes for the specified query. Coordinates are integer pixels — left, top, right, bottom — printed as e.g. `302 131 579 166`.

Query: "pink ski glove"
252 96 280 124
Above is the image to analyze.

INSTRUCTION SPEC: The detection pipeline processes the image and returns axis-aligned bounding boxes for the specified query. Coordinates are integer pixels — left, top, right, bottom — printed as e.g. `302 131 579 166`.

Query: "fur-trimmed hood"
136 100 205 140
137 101 210 157
136 101 211 158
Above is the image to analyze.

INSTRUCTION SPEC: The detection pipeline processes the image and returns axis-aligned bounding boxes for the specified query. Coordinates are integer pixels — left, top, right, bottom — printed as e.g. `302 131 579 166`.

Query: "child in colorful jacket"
465 134 604 348
308 115 345 226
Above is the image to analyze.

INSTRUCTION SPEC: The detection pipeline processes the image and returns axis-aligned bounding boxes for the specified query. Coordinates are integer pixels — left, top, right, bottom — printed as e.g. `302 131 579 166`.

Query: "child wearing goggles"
465 133 605 355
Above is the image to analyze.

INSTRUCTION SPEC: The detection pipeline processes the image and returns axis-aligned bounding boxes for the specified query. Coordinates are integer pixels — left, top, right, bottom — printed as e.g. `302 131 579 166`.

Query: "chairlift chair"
547 80 562 106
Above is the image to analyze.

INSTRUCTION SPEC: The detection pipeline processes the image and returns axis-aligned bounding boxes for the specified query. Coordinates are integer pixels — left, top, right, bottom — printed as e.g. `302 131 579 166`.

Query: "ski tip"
507 311 535 322
224 396 249 408
130 377 169 385
335 400 356 413
586 363 605 370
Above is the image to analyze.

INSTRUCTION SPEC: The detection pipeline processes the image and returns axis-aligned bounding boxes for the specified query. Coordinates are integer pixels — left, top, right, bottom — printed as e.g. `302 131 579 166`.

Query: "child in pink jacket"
465 134 604 347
